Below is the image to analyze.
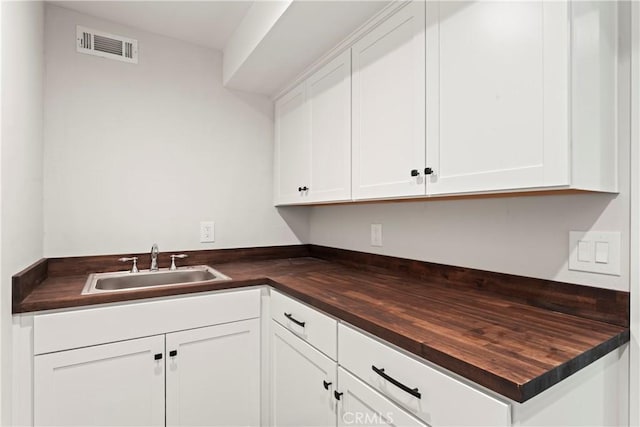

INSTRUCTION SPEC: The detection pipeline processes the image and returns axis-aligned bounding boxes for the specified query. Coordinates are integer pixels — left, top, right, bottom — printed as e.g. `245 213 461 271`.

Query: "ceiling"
51 1 254 50
49 0 390 95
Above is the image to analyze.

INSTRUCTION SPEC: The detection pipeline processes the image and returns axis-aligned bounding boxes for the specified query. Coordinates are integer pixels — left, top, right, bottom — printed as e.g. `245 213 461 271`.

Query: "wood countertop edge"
14 278 270 313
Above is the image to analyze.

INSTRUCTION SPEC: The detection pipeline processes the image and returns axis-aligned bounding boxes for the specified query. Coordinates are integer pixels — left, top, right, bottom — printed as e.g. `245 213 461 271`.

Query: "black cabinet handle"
424 167 434 175
154 353 163 360
169 350 177 357
298 186 309 192
410 169 419 177
323 380 332 390
284 312 306 327
372 365 421 399
334 391 343 401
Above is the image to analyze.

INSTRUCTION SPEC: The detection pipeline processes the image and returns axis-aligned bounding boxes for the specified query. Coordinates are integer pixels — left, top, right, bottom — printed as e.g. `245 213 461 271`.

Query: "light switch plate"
569 231 620 276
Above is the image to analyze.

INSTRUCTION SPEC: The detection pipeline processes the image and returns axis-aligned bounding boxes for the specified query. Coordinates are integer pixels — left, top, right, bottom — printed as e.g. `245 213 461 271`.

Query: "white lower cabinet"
269 293 512 427
34 335 166 427
337 367 427 427
35 319 260 427
271 321 337 426
25 288 626 427
338 324 510 427
32 289 261 427
166 319 260 427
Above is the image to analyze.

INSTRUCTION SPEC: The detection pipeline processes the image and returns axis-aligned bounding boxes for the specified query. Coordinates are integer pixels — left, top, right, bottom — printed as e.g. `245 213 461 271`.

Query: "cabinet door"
274 82 311 205
166 319 260 427
34 335 165 427
271 321 337 427
426 1 569 195
352 1 426 200
337 368 427 427
307 50 352 203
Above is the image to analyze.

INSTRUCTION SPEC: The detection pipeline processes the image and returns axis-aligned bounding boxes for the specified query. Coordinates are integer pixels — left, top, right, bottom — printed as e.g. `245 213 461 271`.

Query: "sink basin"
81 265 231 295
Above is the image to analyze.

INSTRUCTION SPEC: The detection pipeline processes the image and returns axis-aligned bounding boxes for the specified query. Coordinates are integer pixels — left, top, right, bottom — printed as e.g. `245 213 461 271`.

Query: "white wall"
44 5 307 257
1 1 45 424
310 191 628 291
629 1 639 424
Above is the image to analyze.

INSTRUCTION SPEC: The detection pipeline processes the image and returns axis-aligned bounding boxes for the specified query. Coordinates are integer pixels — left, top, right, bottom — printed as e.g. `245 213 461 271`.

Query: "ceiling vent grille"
76 26 138 64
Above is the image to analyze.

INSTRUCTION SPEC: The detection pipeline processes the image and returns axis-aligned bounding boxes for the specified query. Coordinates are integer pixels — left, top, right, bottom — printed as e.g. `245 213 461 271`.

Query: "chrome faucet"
150 243 159 271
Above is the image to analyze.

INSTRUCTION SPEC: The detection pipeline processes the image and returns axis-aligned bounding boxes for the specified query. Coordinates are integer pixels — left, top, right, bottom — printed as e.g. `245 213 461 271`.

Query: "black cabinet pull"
410 169 419 177
298 186 309 192
372 365 421 399
284 312 306 327
169 350 177 357
323 380 332 390
154 353 163 360
424 167 434 175
334 391 343 401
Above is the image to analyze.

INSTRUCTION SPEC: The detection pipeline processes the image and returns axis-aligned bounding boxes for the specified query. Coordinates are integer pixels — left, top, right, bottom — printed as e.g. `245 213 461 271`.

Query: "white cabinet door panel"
337 368 426 427
352 1 426 200
271 321 337 427
34 335 165 427
166 319 260 427
308 50 352 203
274 82 310 204
426 1 569 195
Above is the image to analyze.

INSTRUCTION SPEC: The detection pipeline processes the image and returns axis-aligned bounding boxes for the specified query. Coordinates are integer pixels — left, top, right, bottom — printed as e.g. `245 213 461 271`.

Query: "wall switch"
200 221 215 243
595 242 609 264
577 240 592 262
569 231 620 276
371 224 383 247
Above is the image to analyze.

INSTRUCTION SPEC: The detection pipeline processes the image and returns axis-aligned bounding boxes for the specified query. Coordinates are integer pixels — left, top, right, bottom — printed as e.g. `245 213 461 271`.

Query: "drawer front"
338 324 510 427
271 290 337 360
338 367 427 427
34 288 261 355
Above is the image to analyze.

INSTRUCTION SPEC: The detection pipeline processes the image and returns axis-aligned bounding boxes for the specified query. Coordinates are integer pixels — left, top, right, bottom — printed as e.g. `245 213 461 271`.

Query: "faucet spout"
150 243 159 271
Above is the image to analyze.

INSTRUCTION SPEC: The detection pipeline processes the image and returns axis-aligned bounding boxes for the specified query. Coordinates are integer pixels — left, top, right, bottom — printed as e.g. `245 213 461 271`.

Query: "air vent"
76 26 138 64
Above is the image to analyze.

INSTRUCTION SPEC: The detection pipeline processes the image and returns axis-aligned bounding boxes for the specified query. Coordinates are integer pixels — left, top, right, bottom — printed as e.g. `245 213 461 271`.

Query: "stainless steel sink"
81 265 231 294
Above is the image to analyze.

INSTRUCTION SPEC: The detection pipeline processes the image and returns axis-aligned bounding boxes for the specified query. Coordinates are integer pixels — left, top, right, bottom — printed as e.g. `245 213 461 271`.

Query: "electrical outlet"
371 224 383 247
200 221 215 243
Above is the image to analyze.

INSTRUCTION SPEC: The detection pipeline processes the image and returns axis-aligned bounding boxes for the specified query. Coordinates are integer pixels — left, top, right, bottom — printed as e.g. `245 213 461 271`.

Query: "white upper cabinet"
274 0 618 205
351 1 426 200
274 82 310 205
426 2 569 195
308 51 352 203
425 0 617 196
274 50 351 205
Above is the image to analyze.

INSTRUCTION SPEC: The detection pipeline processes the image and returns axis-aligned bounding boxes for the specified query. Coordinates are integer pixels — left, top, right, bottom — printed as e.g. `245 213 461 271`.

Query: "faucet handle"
119 257 139 273
169 254 188 271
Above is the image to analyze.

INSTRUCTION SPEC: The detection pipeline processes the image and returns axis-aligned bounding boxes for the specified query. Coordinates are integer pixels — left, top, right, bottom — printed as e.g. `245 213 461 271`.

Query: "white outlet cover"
569 231 620 276
200 221 215 243
370 224 382 247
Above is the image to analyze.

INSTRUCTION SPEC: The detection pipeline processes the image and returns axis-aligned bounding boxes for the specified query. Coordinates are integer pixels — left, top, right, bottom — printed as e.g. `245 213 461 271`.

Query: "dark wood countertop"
13 245 629 403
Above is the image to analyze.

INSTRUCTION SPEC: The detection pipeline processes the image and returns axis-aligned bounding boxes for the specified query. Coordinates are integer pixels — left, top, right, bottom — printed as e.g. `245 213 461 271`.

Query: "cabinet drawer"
271 290 337 360
338 367 427 427
34 288 261 355
338 324 510 427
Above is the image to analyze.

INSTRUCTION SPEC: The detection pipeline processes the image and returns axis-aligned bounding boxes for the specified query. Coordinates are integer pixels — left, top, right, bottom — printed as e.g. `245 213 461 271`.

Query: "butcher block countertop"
13 245 629 403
